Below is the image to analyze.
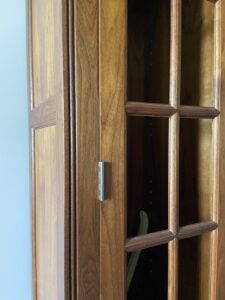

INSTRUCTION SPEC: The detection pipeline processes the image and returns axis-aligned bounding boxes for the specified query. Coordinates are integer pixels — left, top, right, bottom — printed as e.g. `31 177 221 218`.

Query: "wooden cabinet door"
28 0 70 299
97 0 225 299
29 0 225 299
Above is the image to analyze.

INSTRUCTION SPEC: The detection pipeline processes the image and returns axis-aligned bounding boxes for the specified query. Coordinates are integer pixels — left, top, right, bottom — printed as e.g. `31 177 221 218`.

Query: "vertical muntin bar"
210 2 221 299
168 1 181 299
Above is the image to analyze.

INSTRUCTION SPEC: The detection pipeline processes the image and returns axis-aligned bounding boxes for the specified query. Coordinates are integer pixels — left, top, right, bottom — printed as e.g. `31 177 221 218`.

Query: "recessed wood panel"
32 0 63 107
35 126 58 299
181 0 215 106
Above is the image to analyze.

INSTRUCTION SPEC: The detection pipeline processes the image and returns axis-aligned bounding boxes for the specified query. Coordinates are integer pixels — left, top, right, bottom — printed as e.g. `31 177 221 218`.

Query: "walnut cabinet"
28 0 225 299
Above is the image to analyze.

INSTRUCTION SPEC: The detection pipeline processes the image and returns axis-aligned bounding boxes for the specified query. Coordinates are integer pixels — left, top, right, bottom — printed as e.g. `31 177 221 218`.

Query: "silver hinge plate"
98 161 105 201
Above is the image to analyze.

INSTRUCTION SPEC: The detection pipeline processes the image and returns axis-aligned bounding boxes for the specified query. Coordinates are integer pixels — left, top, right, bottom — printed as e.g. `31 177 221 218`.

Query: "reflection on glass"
128 0 170 103
127 244 168 300
127 117 168 237
181 0 215 106
179 234 211 300
179 119 212 226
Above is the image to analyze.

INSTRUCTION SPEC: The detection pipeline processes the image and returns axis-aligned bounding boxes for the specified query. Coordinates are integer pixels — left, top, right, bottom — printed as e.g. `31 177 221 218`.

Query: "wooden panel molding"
30 97 57 129
31 0 64 108
27 0 70 298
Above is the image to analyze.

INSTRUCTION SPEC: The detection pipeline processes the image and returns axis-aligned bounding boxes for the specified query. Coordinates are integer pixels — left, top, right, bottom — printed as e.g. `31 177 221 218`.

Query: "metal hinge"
98 161 105 201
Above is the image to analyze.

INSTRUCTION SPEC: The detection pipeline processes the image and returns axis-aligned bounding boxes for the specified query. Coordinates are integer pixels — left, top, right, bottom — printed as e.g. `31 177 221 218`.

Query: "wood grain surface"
74 0 100 299
99 0 126 299
28 0 70 298
126 102 175 117
168 1 181 299
210 1 221 299
27 0 225 299
215 2 225 300
35 127 58 300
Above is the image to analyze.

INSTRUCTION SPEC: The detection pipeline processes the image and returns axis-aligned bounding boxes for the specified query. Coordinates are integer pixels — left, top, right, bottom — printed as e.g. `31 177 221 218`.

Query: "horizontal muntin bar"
178 221 218 240
125 221 218 252
126 102 176 117
180 106 220 119
126 102 219 119
125 230 174 252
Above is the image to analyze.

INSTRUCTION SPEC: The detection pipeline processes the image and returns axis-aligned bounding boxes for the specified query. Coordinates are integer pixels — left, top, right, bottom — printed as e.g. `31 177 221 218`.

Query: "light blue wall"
0 1 31 299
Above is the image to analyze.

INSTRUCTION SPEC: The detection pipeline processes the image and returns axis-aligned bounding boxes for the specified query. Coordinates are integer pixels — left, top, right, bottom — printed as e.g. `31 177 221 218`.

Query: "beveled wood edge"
62 0 72 298
68 0 76 298
125 221 218 252
210 2 221 299
126 102 219 119
30 97 57 129
178 221 218 240
26 0 37 299
27 0 34 110
180 106 220 119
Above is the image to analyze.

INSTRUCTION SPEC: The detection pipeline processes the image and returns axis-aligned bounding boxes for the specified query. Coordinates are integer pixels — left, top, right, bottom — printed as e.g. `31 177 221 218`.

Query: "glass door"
99 0 224 299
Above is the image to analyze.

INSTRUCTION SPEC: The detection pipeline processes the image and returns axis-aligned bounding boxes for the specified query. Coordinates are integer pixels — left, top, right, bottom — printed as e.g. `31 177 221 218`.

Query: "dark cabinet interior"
128 0 170 103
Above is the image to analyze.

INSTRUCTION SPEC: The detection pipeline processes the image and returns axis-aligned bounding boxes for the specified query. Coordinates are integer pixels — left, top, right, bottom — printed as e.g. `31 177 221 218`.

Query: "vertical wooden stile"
168 1 181 299
74 0 100 299
210 1 221 299
99 0 126 299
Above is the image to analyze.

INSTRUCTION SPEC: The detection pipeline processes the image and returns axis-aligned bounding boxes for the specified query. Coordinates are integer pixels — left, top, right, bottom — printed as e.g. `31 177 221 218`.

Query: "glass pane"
181 0 215 106
127 244 168 299
128 0 170 103
179 119 213 226
179 234 211 300
127 117 168 237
